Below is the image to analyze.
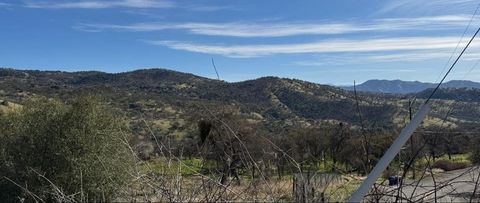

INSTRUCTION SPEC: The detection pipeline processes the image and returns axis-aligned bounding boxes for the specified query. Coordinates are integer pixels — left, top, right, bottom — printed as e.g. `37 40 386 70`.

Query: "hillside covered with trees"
1 68 480 202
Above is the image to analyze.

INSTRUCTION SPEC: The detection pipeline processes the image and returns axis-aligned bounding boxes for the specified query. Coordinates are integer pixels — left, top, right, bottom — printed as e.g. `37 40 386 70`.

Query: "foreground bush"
471 137 480 165
0 97 134 202
432 160 468 171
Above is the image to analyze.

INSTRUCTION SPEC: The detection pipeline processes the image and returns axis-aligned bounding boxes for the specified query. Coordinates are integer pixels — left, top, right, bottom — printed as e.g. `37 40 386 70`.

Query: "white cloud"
0 2 11 7
148 36 478 58
376 15 471 28
379 0 477 15
366 48 480 62
366 51 452 62
25 0 174 9
184 5 236 12
295 49 480 67
74 22 364 36
74 15 473 37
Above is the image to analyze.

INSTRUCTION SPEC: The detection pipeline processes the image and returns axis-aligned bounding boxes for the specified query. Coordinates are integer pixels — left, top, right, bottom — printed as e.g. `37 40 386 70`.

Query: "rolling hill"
1 68 480 142
342 79 480 94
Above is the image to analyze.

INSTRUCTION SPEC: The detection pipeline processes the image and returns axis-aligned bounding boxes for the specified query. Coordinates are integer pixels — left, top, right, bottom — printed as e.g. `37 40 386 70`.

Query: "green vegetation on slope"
0 96 134 202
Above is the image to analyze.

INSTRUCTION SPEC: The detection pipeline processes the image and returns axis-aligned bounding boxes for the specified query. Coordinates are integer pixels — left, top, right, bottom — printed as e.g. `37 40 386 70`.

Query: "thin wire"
433 3 480 84
461 57 480 80
424 58 480 133
419 2 480 112
352 4 480 202
425 25 480 104
423 11 480 141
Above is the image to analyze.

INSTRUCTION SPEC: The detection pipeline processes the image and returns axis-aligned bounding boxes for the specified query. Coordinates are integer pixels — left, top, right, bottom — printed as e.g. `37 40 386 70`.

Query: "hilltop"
0 68 395 126
1 68 480 141
342 79 480 94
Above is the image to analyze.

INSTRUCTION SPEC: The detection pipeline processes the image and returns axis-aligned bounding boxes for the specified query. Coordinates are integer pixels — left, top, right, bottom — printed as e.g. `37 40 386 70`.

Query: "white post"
348 103 431 202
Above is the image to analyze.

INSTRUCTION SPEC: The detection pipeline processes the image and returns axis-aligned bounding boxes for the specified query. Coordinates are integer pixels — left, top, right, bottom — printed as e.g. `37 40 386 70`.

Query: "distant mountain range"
342 79 480 94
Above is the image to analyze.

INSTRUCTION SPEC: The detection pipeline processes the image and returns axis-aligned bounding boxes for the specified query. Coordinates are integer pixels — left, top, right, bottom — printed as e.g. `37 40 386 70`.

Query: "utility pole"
349 7 480 201
348 103 431 202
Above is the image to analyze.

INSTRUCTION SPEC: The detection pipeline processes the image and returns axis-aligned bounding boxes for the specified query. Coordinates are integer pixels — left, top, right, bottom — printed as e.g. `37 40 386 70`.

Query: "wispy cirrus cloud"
74 22 363 36
379 0 478 15
73 15 472 37
147 36 478 58
294 49 480 67
184 5 237 12
24 0 174 9
366 51 455 62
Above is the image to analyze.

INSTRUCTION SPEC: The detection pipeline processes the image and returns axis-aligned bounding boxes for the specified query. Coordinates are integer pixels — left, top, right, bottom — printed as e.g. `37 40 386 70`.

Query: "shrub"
0 96 134 202
471 137 480 164
432 160 468 171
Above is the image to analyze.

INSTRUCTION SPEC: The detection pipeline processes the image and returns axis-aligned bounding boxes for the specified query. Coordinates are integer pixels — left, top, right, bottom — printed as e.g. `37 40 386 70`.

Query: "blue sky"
2 0 480 85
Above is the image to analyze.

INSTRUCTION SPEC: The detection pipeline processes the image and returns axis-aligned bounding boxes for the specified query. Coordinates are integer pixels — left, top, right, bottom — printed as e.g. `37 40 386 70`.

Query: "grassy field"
140 157 218 175
134 157 364 201
415 153 471 168
130 151 473 202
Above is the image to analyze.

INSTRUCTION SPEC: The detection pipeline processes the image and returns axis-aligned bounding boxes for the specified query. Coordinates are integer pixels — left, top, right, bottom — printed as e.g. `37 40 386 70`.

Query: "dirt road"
370 166 480 202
